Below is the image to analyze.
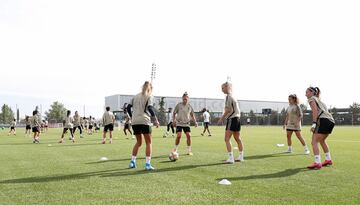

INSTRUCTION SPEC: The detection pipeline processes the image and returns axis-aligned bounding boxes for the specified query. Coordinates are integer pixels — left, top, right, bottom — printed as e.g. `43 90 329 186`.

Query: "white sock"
325 152 331 161
131 156 136 161
146 156 151 164
174 145 179 152
188 146 192 152
228 152 234 159
239 151 244 159
304 145 309 151
288 146 292 151
314 155 321 164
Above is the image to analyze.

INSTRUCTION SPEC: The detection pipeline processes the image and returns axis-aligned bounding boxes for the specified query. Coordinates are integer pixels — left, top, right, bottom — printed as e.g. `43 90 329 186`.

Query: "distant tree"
349 102 360 125
270 110 279 125
16 108 20 122
157 97 167 126
249 110 257 125
330 107 340 124
0 104 15 124
45 102 67 123
279 108 287 125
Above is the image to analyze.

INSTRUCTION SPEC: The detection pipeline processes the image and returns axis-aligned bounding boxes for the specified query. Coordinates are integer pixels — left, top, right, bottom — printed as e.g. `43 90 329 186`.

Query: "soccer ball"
169 151 179 162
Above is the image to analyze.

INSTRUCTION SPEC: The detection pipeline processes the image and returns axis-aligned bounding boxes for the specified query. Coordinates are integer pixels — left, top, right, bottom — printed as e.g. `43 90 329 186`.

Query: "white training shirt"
286 104 302 130
64 116 74 129
225 95 241 119
174 102 195 127
129 93 154 126
73 114 81 127
308 96 335 123
167 112 173 124
203 111 210 123
102 111 115 126
31 115 41 127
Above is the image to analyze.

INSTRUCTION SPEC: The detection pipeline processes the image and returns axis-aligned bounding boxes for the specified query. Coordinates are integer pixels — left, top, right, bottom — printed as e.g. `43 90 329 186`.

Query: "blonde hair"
142 81 153 97
222 82 232 93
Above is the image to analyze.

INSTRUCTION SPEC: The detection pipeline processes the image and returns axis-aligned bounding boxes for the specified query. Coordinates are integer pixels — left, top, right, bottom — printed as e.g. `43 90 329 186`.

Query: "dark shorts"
26 125 31 130
73 126 82 130
89 125 93 129
315 118 335 134
204 122 210 129
287 129 301 132
176 126 191 133
32 127 40 133
132 125 152 135
124 124 130 130
226 117 241 132
104 124 114 132
10 127 15 130
63 128 73 133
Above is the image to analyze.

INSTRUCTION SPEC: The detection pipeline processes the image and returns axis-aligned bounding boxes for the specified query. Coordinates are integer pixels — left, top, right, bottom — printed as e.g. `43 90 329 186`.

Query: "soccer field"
0 126 359 205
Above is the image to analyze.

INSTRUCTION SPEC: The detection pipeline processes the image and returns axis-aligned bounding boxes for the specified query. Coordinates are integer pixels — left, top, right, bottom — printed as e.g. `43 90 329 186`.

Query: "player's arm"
283 113 288 129
126 104 133 118
172 112 177 127
218 107 231 125
147 105 159 128
309 101 318 132
172 105 178 127
190 111 198 127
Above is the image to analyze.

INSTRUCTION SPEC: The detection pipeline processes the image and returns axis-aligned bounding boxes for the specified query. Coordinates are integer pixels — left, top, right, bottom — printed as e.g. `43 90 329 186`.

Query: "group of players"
124 81 335 171
5 81 335 171
7 109 100 144
57 113 103 143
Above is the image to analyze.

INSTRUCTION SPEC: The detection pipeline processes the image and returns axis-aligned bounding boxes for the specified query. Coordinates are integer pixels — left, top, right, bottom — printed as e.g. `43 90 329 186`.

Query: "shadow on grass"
0 143 34 146
85 155 169 164
216 167 309 181
0 162 224 184
245 152 303 160
51 143 99 147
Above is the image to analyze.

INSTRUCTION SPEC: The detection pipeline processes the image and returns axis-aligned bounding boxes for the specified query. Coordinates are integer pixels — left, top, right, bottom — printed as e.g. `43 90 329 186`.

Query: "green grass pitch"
0 126 359 205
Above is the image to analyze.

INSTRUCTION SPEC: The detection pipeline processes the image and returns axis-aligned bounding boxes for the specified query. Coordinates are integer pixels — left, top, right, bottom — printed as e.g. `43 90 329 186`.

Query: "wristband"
311 123 317 129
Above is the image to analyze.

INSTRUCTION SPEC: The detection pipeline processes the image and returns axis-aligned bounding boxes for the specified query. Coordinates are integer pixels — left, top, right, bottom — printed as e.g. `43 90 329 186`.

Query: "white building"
105 94 288 118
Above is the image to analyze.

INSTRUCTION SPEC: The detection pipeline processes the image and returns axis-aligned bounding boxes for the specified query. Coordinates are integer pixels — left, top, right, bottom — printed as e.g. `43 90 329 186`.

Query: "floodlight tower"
151 62 157 84
227 76 232 83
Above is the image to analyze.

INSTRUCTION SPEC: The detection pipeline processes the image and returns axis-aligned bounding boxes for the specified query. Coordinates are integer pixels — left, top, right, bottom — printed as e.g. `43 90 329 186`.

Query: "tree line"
1 101 359 126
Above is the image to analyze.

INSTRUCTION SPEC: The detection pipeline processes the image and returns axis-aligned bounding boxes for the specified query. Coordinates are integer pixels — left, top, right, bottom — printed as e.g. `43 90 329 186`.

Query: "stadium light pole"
151 62 157 84
227 76 231 83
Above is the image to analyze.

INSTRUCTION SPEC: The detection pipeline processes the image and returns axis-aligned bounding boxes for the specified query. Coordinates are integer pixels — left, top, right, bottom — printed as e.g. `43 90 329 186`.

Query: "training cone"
219 179 232 185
